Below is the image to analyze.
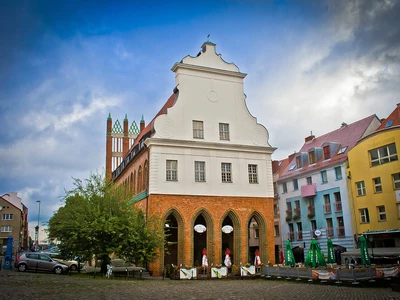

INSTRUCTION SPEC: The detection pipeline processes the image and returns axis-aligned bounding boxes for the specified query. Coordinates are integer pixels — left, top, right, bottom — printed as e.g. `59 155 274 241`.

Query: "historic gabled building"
107 41 276 275
347 104 400 252
0 192 29 253
277 116 380 262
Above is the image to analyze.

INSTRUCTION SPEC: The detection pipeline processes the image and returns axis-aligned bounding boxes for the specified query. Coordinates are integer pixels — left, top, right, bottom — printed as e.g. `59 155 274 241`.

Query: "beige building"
0 193 28 254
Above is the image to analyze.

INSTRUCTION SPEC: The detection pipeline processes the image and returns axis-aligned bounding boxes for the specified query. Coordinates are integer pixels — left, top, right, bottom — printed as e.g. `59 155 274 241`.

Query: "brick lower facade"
138 194 275 276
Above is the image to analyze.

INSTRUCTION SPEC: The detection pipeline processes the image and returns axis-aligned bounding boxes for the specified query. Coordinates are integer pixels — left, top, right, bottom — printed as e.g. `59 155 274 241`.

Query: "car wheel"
18 264 27 272
70 264 77 271
54 266 63 275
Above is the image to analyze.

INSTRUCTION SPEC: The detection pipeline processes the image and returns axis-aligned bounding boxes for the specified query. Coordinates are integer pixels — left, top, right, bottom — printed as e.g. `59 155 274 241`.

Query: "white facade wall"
146 42 275 197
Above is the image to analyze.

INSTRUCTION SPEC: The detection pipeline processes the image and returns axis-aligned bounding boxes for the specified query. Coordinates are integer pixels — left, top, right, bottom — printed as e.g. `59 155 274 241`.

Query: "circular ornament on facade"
251 125 268 146
207 90 219 102
194 224 207 233
314 229 322 237
155 115 175 138
222 225 234 234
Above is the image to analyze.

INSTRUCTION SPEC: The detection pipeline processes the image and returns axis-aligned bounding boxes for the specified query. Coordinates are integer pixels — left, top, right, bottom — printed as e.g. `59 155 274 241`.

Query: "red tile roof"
279 114 379 180
376 103 400 131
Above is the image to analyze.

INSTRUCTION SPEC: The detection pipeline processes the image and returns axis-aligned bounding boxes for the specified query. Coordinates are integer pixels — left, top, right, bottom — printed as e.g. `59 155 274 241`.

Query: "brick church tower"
109 41 276 276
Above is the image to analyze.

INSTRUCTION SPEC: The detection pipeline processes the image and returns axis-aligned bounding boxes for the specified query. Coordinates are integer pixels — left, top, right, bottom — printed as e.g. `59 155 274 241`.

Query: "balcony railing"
307 206 315 218
335 202 342 212
326 227 334 237
323 204 331 214
337 226 345 237
294 208 301 217
301 183 316 197
288 231 295 240
297 230 303 240
286 210 292 217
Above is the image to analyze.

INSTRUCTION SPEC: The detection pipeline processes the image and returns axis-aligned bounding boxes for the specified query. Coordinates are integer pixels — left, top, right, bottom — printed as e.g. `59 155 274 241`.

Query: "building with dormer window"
106 41 276 275
277 115 380 262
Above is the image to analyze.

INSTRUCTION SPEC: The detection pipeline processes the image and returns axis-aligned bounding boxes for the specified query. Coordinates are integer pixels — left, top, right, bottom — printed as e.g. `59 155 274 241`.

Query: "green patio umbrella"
327 237 336 264
359 235 371 265
285 240 296 266
305 238 326 268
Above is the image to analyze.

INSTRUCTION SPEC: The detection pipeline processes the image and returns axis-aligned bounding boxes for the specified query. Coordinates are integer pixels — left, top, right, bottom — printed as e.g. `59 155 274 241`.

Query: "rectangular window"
219 123 230 140
360 208 370 223
356 181 366 196
248 164 258 184
321 170 328 183
297 222 303 240
221 163 232 182
296 156 303 169
335 166 342 180
293 179 299 190
377 205 386 221
323 145 331 160
288 223 294 240
192 120 204 139
294 200 300 218
373 177 382 193
309 151 316 164
253 224 259 239
1 214 13 220
166 160 178 181
397 203 400 219
306 176 312 185
194 161 205 182
0 225 12 232
369 143 398 166
286 202 292 217
274 203 279 216
282 182 287 193
323 194 331 214
326 218 333 237
274 225 280 237
393 173 400 190
334 192 342 212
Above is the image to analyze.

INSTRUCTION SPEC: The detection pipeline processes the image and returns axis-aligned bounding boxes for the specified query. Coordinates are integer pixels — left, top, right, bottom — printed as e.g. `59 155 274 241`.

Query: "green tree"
47 172 164 273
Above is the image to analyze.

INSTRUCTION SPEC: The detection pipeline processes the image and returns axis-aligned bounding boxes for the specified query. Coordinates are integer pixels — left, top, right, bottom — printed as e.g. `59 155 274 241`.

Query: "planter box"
241 265 255 276
211 267 228 278
179 268 197 279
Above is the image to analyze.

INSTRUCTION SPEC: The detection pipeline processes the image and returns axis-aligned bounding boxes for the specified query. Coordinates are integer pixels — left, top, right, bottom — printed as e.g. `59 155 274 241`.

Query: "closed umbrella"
305 238 326 268
285 240 296 266
359 235 371 265
327 237 336 264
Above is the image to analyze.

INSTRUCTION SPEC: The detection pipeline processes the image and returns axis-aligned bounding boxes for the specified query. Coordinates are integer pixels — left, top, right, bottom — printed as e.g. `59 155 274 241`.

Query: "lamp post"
368 235 374 263
36 200 41 248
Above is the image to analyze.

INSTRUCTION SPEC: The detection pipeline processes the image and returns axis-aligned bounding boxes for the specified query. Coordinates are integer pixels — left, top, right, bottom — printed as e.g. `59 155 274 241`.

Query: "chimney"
340 122 348 129
305 131 315 143
140 115 145 132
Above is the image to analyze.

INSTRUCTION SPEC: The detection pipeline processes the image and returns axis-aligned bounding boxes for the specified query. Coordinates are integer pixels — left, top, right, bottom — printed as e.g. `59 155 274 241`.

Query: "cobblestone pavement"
1 269 400 300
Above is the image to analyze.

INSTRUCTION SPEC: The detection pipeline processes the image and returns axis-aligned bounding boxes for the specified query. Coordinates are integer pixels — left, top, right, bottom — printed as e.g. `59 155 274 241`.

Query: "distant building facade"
107 41 276 275
347 104 400 250
0 192 29 253
277 116 380 261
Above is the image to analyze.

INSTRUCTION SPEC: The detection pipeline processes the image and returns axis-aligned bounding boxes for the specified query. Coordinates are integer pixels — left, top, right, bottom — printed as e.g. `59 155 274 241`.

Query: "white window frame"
221 163 232 183
306 176 312 185
356 181 366 196
282 182 287 193
369 143 398 166
194 161 206 182
274 225 280 237
360 208 370 223
296 156 303 169
1 214 13 220
219 123 230 140
377 205 386 222
192 120 204 139
248 164 258 184
373 177 382 193
166 160 178 181
309 150 316 165
1 225 12 232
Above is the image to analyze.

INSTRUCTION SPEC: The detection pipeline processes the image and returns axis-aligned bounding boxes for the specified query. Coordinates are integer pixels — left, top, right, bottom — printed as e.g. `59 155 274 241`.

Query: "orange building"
107 41 276 275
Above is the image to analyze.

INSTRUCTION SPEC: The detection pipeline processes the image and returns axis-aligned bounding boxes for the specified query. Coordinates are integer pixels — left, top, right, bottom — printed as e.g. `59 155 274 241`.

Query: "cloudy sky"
1 0 399 242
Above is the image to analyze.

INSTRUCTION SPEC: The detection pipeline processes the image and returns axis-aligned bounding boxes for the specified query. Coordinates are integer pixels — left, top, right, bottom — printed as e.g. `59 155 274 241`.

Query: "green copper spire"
124 114 128 121
107 113 111 120
141 115 145 122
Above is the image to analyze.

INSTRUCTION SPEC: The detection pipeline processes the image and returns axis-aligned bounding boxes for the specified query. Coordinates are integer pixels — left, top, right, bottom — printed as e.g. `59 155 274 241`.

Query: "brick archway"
220 210 241 266
191 209 214 266
246 211 267 264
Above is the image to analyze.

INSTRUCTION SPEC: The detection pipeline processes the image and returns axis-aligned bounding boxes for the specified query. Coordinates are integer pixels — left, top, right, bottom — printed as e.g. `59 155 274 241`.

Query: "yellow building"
347 104 400 254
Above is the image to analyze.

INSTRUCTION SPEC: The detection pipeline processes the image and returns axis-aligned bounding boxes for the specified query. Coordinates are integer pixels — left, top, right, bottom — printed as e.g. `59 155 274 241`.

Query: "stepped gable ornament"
194 224 207 233
221 225 233 234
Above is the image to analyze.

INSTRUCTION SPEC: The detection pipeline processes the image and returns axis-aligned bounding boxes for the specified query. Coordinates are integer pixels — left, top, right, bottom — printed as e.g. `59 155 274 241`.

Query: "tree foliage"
47 172 164 270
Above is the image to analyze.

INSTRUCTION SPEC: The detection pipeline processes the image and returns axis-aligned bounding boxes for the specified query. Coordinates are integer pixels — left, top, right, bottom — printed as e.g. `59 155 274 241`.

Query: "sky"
1 0 399 243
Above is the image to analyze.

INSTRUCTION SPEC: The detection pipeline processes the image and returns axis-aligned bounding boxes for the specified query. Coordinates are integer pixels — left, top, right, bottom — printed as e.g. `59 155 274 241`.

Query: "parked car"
40 247 61 258
54 258 84 271
14 252 69 274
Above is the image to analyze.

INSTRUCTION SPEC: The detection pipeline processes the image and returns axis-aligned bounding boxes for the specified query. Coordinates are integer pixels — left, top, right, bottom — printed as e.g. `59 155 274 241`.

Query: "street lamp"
368 235 374 263
36 200 41 248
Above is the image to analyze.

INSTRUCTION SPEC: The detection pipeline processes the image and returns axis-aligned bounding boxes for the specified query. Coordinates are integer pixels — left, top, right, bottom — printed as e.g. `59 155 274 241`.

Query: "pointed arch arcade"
220 210 241 266
162 208 184 269
191 209 214 267
246 211 267 264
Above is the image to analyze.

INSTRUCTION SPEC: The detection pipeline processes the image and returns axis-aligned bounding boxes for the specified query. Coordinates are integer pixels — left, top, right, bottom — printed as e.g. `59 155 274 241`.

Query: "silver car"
15 252 69 274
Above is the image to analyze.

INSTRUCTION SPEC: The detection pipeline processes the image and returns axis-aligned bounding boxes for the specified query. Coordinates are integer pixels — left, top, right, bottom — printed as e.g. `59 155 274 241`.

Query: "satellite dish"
222 225 234 234
194 224 206 233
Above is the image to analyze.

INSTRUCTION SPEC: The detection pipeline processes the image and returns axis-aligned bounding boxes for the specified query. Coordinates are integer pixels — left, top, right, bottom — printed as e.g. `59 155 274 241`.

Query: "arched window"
138 166 142 193
130 172 134 193
144 160 148 190
133 171 136 194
